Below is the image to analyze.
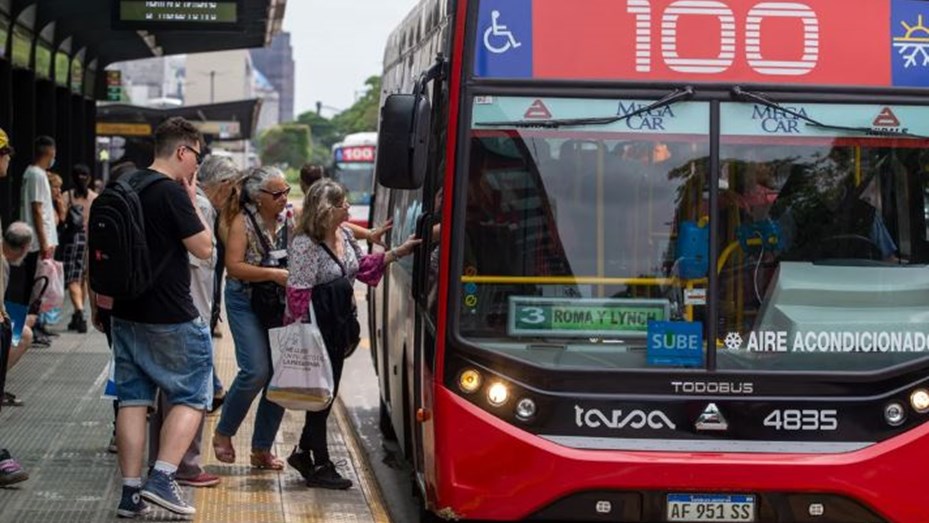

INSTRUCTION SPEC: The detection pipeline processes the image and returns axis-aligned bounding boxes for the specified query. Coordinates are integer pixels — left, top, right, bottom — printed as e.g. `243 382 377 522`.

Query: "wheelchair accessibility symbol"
483 10 522 54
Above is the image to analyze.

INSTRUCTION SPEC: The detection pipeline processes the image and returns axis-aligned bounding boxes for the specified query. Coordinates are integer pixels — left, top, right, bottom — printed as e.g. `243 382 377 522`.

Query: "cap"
0 128 12 156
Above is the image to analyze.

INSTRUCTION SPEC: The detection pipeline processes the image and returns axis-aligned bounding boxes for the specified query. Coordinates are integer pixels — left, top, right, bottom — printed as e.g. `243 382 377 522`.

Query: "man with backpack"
88 117 213 517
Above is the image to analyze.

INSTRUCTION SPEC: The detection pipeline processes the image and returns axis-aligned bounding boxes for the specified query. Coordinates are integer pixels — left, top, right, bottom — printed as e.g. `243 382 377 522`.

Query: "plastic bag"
32 259 65 313
266 306 333 411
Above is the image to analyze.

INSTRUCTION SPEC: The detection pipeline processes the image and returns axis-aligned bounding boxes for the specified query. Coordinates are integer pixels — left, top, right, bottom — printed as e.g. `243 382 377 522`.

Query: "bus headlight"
911 389 929 413
515 398 537 421
885 402 906 427
487 382 509 407
458 369 482 394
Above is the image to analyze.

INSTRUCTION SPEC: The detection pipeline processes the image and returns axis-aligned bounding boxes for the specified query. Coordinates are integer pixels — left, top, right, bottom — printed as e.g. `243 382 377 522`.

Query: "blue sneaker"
116 485 150 518
141 469 195 516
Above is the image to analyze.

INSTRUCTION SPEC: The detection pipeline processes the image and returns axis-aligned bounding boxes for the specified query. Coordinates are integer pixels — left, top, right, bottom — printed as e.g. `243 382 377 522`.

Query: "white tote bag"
267 306 334 411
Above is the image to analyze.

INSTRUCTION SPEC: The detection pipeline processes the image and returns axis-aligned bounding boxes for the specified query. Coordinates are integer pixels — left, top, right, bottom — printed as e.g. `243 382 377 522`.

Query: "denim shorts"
112 316 214 410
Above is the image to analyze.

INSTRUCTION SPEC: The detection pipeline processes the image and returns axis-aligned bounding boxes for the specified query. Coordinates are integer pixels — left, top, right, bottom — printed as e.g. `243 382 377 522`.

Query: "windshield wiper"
732 87 929 139
476 86 695 129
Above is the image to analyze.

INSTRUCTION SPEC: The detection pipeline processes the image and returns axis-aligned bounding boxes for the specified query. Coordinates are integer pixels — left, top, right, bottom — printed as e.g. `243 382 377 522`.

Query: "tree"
258 124 311 169
332 75 381 135
296 111 340 151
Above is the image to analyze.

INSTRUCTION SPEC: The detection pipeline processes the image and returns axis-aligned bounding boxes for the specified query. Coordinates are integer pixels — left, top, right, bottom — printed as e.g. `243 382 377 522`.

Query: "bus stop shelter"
96 98 263 170
0 0 286 225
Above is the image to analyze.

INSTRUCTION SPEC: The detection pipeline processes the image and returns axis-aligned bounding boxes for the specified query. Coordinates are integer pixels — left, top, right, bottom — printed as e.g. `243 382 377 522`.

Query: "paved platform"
0 315 389 522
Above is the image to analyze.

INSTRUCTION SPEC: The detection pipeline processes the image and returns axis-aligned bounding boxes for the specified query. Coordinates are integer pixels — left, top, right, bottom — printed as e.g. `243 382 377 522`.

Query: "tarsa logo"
872 107 908 133
574 405 677 430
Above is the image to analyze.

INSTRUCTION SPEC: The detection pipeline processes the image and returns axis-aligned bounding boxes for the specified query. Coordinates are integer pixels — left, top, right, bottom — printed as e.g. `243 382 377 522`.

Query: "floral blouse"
284 225 386 324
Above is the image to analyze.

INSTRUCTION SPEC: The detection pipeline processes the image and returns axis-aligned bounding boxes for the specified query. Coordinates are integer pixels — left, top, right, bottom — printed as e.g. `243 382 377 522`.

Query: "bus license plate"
666 494 755 522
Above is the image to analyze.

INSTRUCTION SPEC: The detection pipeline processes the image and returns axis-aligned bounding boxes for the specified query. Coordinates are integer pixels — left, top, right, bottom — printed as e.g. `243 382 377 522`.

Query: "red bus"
331 132 378 228
369 0 929 521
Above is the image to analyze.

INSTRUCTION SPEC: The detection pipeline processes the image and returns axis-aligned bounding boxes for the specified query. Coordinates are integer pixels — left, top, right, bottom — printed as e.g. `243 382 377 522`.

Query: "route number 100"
627 0 820 75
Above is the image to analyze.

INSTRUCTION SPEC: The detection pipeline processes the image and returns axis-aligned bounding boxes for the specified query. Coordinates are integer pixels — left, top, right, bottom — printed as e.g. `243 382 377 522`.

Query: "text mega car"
368 0 929 521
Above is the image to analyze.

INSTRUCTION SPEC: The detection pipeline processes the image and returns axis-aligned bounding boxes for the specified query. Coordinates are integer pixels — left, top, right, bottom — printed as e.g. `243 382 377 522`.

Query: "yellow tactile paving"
193 323 389 523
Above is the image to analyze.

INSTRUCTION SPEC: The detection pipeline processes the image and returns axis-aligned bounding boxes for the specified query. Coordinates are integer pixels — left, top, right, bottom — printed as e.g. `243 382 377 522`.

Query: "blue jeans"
112 317 213 410
215 279 283 450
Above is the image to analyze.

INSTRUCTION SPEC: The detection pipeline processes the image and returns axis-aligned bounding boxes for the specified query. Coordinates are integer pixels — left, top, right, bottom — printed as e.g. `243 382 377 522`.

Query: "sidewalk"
0 317 388 522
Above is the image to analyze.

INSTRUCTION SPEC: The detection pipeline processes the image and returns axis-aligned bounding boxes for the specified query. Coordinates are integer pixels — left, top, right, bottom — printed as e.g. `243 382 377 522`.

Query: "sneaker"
34 324 59 338
286 447 313 480
116 485 151 518
141 468 195 516
176 472 220 488
305 461 352 490
2 392 23 407
107 435 118 454
0 450 28 486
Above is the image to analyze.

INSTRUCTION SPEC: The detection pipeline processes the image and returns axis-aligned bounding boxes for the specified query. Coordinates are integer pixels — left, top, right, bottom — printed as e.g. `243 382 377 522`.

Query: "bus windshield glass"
716 102 929 372
459 96 710 370
458 96 929 372
333 161 374 205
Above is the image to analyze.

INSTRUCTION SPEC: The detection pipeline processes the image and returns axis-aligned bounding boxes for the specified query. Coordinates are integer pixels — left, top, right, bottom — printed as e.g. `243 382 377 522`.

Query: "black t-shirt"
113 169 205 324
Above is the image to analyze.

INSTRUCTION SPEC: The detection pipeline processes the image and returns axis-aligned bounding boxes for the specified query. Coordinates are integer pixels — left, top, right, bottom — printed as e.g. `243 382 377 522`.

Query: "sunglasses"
260 187 291 200
180 145 204 166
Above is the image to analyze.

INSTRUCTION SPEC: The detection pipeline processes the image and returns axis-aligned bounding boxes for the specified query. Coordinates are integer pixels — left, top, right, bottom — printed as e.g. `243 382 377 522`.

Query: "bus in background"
370 0 929 522
331 131 377 228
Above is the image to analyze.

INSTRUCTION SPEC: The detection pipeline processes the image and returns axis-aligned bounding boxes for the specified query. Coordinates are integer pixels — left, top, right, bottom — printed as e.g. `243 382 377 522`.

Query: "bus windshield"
459 96 710 370
334 162 374 205
458 96 929 372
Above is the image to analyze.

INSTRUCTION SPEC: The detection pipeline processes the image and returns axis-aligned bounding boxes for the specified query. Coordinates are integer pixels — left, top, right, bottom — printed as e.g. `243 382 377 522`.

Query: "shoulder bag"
245 210 288 329
313 231 362 358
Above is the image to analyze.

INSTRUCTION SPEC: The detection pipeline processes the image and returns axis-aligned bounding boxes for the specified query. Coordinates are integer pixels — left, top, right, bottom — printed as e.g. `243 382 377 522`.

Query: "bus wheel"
379 396 397 440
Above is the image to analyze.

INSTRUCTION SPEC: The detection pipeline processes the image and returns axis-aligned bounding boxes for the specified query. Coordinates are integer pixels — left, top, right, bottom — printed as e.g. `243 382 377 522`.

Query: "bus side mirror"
376 93 431 189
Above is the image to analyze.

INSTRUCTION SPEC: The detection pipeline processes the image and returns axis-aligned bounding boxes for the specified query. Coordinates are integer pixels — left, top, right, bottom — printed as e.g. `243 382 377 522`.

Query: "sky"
282 0 421 119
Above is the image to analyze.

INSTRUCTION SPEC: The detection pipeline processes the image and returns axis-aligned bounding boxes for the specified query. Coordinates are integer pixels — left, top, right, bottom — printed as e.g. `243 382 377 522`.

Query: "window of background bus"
716 102 929 372
458 97 710 370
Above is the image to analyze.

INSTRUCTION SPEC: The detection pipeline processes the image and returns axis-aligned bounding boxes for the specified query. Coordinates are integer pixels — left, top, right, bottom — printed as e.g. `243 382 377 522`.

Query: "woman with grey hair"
198 155 241 340
284 179 419 489
212 166 293 470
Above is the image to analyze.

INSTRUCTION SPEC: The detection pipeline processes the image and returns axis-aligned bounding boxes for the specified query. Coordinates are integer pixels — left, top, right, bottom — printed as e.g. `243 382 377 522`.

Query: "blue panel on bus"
891 0 929 87
647 321 704 368
474 0 533 78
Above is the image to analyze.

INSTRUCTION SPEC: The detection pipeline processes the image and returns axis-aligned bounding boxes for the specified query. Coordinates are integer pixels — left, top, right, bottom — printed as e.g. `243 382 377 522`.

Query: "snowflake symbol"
894 43 929 69
724 332 743 350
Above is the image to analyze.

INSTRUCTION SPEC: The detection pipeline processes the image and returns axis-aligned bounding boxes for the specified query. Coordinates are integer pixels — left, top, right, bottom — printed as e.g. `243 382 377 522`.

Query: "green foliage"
258 124 311 170
291 75 382 168
296 111 340 151
332 76 381 135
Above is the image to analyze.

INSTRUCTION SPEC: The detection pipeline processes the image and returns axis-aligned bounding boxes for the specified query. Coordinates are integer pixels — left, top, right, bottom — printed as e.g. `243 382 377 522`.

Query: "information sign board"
113 1 242 31
508 297 669 338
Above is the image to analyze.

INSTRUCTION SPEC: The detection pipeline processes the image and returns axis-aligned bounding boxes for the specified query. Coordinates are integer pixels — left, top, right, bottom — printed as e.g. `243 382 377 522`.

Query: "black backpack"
87 170 171 299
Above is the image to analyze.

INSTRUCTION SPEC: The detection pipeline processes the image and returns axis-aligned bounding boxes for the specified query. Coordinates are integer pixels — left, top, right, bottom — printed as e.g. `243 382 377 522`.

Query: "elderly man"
2 223 37 385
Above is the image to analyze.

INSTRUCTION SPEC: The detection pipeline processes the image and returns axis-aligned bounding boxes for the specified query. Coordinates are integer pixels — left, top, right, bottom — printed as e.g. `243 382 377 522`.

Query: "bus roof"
473 0 929 90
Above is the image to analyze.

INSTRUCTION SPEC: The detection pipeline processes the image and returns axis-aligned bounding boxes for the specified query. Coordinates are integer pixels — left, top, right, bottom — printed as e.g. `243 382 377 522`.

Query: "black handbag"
245 210 287 329
315 236 361 358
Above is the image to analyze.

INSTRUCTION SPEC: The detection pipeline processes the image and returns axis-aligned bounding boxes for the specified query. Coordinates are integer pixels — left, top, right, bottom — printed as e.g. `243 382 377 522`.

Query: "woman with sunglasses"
212 166 293 470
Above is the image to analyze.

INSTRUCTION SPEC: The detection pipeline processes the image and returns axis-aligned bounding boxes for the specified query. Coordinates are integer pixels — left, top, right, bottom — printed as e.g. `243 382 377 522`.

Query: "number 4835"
763 409 837 431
